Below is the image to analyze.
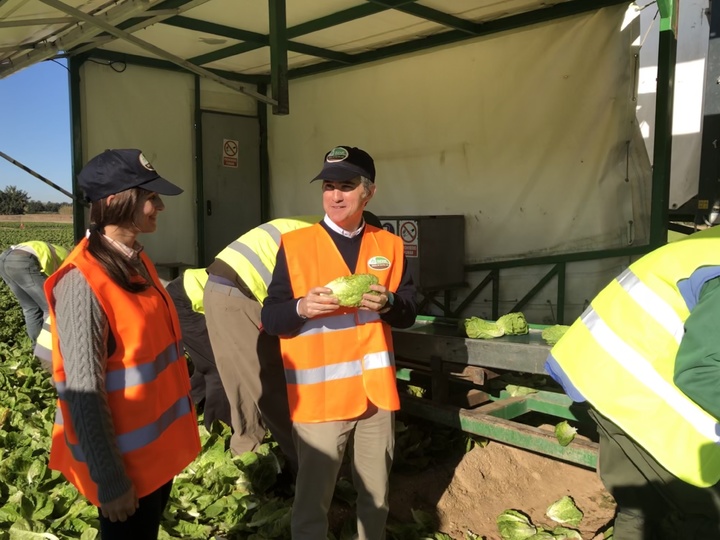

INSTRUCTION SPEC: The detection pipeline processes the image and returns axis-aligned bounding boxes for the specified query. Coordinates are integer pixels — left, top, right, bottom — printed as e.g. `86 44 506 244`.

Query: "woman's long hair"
87 187 151 293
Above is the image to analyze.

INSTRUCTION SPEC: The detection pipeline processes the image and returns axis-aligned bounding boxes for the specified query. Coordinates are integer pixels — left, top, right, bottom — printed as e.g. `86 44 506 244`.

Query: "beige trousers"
291 406 394 540
203 281 296 470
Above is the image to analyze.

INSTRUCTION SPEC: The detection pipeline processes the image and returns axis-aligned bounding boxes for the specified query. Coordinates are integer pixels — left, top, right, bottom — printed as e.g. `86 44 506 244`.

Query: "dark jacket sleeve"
261 245 306 336
674 276 720 420
380 257 417 328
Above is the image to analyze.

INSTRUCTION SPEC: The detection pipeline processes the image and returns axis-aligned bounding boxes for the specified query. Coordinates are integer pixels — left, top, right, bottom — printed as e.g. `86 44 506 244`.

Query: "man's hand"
360 284 390 312
100 486 139 522
298 287 340 319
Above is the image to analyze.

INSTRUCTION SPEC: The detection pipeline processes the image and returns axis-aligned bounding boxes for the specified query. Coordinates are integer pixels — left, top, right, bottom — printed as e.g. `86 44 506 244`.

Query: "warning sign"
380 220 397 235
222 139 238 168
399 220 418 258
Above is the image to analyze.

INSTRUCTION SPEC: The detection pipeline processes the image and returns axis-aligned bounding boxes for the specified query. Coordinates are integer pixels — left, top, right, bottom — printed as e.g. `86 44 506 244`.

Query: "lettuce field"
0 222 469 540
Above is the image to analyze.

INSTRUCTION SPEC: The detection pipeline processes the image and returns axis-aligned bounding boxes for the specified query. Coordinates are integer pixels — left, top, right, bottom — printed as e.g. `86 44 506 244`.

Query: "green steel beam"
164 15 269 43
86 49 265 84
466 244 649 272
648 15 677 248
400 395 598 469
286 4 387 38
451 268 496 317
369 0 479 35
189 43 260 66
182 3 393 67
193 75 205 267
68 56 86 243
118 0 215 29
286 42 354 64
167 16 355 65
258 83 270 222
268 0 289 115
288 0 629 79
510 265 558 314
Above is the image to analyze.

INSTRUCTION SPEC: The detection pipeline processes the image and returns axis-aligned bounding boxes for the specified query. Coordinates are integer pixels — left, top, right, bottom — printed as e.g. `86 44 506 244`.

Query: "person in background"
165 267 231 429
203 210 383 472
261 145 417 540
0 240 69 347
45 149 200 539
545 225 720 539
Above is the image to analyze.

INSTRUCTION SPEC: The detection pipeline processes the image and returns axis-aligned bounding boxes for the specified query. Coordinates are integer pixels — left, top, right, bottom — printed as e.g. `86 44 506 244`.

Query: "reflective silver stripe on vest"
34 343 52 364
105 341 183 392
56 396 192 462
297 311 381 338
54 340 183 395
227 223 285 288
582 309 720 443
616 268 684 343
285 351 394 385
227 241 273 288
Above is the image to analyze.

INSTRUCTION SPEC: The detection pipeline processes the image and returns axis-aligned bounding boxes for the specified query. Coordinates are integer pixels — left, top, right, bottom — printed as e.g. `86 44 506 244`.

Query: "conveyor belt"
390 316 598 469
392 317 552 374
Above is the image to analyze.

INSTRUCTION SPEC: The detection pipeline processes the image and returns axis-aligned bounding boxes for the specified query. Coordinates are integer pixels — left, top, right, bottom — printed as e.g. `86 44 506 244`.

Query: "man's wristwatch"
379 292 394 314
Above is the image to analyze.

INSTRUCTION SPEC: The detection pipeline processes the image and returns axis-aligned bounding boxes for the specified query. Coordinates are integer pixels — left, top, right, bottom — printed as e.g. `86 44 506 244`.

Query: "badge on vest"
368 256 391 271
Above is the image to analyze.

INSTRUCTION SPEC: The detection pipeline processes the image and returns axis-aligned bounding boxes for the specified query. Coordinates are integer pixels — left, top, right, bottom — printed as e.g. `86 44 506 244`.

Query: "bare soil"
387 440 616 539
0 213 72 223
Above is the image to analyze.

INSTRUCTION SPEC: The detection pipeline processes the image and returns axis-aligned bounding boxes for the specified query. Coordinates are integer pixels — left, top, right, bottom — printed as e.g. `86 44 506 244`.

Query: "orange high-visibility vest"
45 238 200 506
280 224 404 423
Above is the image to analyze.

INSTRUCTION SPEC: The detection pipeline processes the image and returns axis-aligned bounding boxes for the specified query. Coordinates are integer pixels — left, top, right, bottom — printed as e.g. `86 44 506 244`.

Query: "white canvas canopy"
0 0 698 322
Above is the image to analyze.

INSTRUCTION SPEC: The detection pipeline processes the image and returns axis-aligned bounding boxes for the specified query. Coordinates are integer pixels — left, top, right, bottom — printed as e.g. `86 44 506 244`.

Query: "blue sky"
0 59 72 203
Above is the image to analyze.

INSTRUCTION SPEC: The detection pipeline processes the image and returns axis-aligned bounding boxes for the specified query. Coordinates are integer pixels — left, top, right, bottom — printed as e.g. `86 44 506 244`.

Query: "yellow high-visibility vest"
214 216 319 304
13 241 69 276
548 226 720 487
182 268 208 314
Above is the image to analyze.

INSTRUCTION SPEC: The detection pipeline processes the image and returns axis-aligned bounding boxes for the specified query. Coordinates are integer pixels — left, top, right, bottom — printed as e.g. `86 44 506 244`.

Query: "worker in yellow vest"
0 240 69 347
261 146 417 540
165 268 231 429
545 225 720 539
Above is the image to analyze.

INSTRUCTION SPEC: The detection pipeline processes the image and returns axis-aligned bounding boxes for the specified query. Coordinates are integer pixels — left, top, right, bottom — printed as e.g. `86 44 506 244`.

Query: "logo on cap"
326 147 349 163
139 153 155 171
368 256 391 271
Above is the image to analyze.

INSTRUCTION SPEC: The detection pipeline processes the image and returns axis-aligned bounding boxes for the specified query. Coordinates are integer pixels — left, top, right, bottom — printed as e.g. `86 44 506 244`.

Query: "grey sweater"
54 268 132 504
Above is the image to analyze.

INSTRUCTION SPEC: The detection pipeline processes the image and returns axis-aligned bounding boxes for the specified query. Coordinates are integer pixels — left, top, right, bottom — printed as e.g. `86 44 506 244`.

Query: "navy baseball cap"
78 149 183 202
311 146 376 183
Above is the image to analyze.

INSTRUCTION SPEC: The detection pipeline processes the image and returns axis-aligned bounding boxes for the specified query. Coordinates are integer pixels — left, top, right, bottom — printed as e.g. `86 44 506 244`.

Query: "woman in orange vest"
45 149 200 539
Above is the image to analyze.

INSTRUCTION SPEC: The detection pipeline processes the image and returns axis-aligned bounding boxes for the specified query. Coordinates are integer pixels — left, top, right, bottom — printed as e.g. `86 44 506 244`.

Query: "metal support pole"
193 75 205 267
649 2 678 248
268 0 289 115
68 55 86 243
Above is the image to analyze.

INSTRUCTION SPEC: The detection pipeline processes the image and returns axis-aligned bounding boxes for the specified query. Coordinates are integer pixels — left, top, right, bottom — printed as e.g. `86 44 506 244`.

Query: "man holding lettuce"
261 145 416 540
545 226 720 539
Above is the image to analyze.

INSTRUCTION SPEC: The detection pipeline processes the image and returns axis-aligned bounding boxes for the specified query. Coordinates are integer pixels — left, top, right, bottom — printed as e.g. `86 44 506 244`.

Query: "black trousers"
98 480 173 540
591 409 720 540
166 278 231 429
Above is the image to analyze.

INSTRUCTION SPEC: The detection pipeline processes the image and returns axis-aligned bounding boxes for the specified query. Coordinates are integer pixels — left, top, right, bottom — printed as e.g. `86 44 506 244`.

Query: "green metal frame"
649 2 678 248
69 55 85 243
257 83 271 222
397 389 598 469
193 75 206 267
67 0 679 317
